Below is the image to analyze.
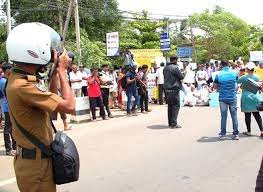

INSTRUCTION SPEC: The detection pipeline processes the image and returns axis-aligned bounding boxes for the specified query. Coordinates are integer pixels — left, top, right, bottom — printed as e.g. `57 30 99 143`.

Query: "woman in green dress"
238 62 263 137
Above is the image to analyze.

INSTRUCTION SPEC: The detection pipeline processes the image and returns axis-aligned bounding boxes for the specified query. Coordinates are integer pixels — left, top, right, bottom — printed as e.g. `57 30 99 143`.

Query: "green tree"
0 24 8 61
130 11 165 49
187 6 250 62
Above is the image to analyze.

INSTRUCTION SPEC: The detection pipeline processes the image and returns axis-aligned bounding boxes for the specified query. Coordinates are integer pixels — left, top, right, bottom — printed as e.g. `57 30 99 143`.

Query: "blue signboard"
177 47 192 58
160 32 170 52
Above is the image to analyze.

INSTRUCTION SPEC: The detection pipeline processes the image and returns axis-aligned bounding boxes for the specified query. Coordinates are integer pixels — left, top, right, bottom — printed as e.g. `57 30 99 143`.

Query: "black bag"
120 75 127 89
246 78 260 94
11 114 80 185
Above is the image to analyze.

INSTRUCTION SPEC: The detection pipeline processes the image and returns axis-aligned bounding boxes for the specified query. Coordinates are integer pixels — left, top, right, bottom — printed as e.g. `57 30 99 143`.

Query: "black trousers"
140 91 149 112
158 84 166 105
101 88 111 116
82 86 88 96
166 90 180 126
256 157 263 191
4 112 16 152
89 97 105 120
244 112 263 132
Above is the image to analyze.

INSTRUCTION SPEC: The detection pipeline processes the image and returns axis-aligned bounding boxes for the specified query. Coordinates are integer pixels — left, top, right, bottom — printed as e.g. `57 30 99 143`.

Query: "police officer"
5 23 75 192
163 56 184 128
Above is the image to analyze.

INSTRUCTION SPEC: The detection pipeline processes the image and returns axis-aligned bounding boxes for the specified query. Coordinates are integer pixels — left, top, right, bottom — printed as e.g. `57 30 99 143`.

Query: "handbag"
10 112 80 185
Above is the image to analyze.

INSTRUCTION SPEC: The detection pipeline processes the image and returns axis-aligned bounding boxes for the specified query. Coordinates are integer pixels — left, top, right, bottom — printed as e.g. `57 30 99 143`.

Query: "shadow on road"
197 133 259 143
147 125 169 130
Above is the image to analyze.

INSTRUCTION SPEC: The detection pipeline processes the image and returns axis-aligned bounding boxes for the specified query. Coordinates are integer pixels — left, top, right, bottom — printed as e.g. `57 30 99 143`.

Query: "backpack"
120 75 127 89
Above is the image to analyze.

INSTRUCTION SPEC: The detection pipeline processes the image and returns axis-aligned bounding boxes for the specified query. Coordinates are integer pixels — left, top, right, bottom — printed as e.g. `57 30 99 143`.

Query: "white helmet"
246 62 256 70
6 22 62 65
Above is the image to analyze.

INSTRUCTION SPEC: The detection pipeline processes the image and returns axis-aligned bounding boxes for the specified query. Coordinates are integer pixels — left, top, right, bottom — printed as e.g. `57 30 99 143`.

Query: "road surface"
0 105 262 192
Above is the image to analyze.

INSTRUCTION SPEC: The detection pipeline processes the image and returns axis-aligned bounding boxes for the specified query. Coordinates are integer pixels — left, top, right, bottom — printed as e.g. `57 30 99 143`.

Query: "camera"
47 51 74 79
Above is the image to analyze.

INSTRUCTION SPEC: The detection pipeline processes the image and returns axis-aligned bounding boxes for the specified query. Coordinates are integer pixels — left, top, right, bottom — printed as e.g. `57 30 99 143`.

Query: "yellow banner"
130 49 163 67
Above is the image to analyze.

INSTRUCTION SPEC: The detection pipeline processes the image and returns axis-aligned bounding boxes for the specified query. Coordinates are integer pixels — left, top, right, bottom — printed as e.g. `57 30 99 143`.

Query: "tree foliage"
187 6 262 62
0 3 262 66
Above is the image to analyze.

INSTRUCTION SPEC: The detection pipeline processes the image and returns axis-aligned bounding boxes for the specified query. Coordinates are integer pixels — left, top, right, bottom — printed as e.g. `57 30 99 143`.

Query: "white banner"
250 51 263 62
106 32 119 56
147 73 156 99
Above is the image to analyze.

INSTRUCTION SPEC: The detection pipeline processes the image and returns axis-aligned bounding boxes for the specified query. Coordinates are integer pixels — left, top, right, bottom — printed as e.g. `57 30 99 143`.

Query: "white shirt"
155 67 164 84
184 68 196 84
196 70 209 85
100 71 112 89
109 72 118 92
69 71 82 90
80 71 88 87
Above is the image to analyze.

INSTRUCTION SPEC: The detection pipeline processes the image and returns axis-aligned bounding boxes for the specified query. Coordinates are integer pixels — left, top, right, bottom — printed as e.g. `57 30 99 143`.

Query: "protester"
138 65 149 113
100 64 113 118
214 61 239 140
124 49 134 66
87 68 106 121
0 63 16 156
117 68 126 110
196 64 209 90
183 83 196 107
50 74 71 131
238 62 263 137
126 64 139 116
79 65 88 96
109 67 118 108
69 64 82 97
155 62 166 105
183 64 196 85
255 61 263 80
163 56 184 128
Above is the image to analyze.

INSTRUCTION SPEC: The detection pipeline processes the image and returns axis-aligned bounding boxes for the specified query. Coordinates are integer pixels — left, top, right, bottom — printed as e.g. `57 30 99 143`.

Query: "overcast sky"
118 0 263 25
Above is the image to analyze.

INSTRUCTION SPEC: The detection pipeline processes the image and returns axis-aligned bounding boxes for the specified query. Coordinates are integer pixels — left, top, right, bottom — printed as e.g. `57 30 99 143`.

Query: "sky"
118 0 263 25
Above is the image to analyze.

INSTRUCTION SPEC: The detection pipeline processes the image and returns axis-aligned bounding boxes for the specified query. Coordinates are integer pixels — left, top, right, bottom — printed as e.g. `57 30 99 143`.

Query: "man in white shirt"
196 64 209 90
100 64 113 118
155 62 165 105
69 64 82 97
109 67 118 108
79 65 88 96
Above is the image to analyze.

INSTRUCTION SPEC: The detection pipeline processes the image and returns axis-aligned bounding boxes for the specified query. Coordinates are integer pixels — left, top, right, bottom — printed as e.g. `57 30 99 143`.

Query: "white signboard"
147 73 156 99
106 32 119 56
250 51 263 62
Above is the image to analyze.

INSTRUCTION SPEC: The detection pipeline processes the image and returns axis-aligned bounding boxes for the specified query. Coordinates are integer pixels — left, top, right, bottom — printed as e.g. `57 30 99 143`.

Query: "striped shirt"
214 67 238 103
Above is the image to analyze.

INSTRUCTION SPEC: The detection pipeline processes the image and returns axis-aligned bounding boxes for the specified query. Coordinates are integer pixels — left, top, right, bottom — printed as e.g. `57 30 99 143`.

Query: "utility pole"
74 0 81 66
62 0 74 45
6 0 11 35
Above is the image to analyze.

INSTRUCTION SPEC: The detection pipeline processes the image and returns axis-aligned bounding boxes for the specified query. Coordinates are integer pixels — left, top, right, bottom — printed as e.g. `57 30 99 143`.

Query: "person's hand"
57 50 71 73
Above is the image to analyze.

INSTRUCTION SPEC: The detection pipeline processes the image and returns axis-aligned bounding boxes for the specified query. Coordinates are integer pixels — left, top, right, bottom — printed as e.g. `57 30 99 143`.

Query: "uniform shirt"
0 77 8 113
87 76 101 97
69 71 82 90
155 67 164 85
214 66 238 103
6 73 62 148
163 64 184 90
126 71 137 92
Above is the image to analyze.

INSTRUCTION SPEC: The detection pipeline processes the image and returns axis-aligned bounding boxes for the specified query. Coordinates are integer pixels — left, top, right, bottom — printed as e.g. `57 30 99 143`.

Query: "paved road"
0 105 262 192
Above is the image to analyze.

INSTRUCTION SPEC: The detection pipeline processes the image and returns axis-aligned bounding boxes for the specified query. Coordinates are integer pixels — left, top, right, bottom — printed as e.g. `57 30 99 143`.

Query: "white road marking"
0 177 16 187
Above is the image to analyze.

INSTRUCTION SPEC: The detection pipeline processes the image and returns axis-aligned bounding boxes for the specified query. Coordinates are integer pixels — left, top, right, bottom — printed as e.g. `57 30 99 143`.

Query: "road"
0 105 262 192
